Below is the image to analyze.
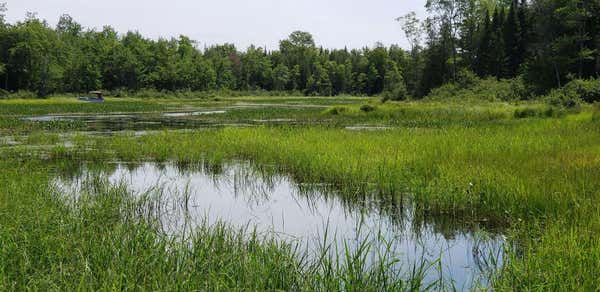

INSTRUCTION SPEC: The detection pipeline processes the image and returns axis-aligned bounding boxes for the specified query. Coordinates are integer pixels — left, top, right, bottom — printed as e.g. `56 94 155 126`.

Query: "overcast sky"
4 0 427 50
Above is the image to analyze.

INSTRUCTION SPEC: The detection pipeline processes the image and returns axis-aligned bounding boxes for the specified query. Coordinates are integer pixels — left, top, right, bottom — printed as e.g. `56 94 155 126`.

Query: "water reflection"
52 160 506 290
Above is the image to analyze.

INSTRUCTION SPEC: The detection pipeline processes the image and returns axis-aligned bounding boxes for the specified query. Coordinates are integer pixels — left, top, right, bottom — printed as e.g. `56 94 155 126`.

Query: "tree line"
404 0 600 96
0 6 407 98
0 0 599 98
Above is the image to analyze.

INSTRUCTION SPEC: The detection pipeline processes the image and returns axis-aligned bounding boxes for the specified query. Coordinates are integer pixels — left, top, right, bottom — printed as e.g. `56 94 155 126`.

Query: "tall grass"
55 116 599 221
0 161 440 291
39 111 598 289
2 99 599 289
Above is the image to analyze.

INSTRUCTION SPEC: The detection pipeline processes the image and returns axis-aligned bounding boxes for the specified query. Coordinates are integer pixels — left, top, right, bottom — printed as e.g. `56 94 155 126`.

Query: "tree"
517 0 530 72
240 45 272 90
0 2 6 27
288 31 315 48
204 44 238 90
523 0 597 91
425 0 465 81
476 10 493 77
397 12 424 97
305 62 332 96
272 63 290 91
0 3 6 78
63 52 101 92
490 7 507 79
382 59 407 100
56 14 82 36
504 1 521 77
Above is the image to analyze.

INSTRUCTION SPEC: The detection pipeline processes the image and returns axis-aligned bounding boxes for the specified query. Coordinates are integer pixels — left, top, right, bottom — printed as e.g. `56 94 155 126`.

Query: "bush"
504 77 530 100
544 89 581 109
425 74 523 102
359 104 376 112
382 84 408 102
593 103 600 122
110 87 131 98
455 69 479 89
562 79 600 103
324 106 349 115
4 90 38 99
514 107 538 118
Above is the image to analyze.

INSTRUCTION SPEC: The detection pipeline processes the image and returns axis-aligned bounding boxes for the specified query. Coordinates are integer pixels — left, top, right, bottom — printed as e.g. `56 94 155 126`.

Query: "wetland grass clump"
512 104 574 119
360 104 377 112
324 106 350 115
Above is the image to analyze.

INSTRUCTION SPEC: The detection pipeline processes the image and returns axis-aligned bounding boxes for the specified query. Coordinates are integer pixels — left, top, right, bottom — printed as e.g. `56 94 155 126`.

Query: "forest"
0 0 599 100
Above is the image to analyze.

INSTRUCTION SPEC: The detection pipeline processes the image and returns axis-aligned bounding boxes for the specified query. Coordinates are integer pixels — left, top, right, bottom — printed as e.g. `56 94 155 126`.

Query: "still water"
53 161 505 290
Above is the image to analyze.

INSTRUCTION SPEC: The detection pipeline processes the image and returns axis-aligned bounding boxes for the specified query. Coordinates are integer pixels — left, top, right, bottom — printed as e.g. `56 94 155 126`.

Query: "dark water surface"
53 161 506 290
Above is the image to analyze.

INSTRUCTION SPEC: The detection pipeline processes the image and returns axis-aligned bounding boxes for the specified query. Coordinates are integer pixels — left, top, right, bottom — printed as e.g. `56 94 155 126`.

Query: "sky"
4 0 428 50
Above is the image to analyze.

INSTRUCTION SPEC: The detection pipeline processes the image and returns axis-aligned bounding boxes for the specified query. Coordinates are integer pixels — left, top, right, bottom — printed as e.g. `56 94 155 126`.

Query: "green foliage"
382 59 407 101
425 72 527 102
0 161 429 291
593 103 600 122
1 0 600 99
562 78 600 103
323 106 349 115
514 106 562 119
455 68 479 89
2 97 600 289
541 80 596 109
0 23 409 98
359 104 376 112
0 90 38 99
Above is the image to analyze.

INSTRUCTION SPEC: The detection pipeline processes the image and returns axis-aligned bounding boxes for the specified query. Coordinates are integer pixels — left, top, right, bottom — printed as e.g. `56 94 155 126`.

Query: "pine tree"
504 0 521 77
517 0 529 69
476 11 493 77
491 7 507 79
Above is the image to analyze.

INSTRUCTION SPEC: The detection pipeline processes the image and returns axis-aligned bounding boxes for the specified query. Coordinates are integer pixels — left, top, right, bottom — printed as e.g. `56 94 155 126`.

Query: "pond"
52 161 506 290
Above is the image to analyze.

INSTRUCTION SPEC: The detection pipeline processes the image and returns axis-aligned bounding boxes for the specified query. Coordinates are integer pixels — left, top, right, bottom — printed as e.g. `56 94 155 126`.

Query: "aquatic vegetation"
0 96 599 290
0 161 450 291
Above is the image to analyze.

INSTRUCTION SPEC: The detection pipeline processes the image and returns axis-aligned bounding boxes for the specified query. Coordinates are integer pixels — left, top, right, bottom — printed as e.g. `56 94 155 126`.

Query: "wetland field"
1 96 599 290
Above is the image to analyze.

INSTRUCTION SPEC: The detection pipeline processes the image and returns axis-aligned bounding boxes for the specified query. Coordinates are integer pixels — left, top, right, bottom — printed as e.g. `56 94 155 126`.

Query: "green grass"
55 116 598 221
0 160 434 291
0 97 170 116
1 96 599 290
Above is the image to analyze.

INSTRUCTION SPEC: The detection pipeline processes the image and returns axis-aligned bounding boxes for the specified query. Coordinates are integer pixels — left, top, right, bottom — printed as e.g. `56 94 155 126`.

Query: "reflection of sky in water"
53 162 505 290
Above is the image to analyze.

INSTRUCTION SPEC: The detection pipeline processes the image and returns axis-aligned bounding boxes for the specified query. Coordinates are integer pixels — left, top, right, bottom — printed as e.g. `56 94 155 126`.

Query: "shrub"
110 87 131 98
544 89 581 109
562 79 600 103
456 68 479 89
382 83 408 102
424 74 520 102
504 76 530 100
5 90 38 99
593 103 600 122
324 106 349 115
514 107 539 119
359 104 376 112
